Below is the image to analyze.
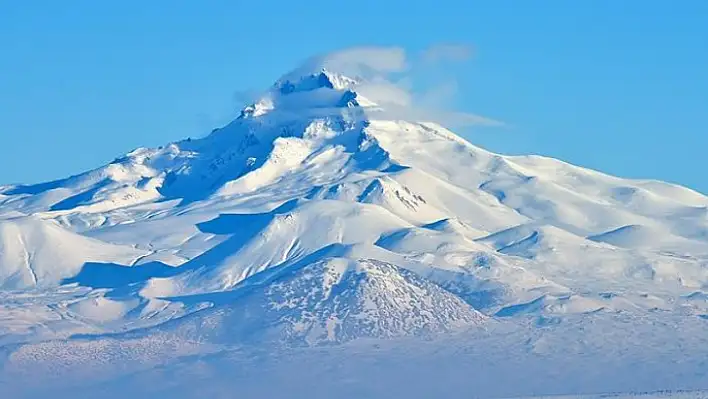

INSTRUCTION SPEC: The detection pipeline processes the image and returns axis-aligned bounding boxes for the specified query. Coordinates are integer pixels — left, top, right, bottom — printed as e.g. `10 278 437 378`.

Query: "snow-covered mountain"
1 65 708 349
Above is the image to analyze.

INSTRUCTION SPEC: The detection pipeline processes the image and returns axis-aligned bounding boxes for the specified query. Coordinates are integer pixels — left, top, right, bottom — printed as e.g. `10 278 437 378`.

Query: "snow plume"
237 45 501 128
312 45 500 127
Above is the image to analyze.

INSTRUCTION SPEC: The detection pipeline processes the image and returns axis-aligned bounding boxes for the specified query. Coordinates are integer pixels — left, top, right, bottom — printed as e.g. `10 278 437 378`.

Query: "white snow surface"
1 65 707 398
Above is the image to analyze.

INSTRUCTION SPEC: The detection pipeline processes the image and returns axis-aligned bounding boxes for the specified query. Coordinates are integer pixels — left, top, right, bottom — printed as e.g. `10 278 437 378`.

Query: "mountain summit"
1 59 708 345
240 69 365 119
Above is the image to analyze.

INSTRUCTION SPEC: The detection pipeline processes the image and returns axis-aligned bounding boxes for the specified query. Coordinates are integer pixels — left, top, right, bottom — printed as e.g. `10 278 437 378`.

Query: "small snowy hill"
158 257 484 345
1 63 708 347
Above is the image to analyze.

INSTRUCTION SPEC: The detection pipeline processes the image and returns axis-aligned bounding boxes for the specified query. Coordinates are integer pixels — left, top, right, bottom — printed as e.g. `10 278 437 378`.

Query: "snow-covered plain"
1 63 708 398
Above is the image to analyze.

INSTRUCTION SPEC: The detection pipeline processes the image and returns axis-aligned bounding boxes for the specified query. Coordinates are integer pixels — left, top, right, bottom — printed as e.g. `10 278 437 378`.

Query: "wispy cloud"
331 44 499 128
319 46 408 74
421 43 474 64
416 80 459 109
357 78 412 106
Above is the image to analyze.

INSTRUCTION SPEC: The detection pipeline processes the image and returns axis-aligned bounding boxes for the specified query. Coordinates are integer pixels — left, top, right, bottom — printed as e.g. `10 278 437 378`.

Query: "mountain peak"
238 69 365 119
274 68 359 94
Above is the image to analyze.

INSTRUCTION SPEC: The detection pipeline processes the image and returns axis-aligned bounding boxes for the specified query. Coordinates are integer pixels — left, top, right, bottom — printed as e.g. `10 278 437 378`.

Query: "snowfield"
1 65 707 398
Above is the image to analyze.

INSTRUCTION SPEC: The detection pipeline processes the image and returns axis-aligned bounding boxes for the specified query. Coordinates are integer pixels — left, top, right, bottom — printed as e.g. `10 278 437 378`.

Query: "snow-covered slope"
1 64 708 349
0 214 146 289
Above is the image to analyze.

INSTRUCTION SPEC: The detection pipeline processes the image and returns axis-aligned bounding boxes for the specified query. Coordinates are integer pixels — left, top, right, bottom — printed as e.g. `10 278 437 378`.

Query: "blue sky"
1 1 707 193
